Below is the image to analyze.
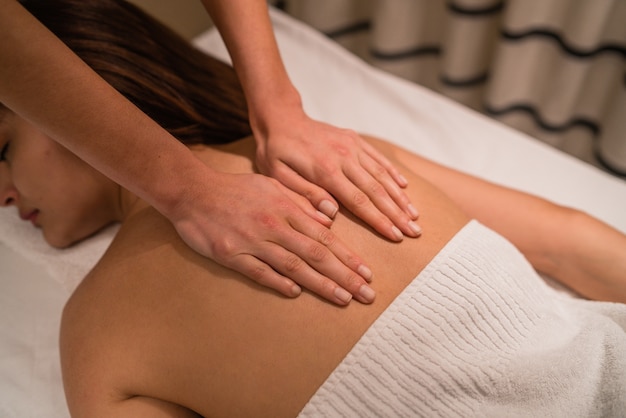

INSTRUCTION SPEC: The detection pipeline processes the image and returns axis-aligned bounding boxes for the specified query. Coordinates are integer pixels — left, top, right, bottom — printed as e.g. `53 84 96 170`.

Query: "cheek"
50 183 115 246
11 139 62 199
40 177 113 248
20 145 114 247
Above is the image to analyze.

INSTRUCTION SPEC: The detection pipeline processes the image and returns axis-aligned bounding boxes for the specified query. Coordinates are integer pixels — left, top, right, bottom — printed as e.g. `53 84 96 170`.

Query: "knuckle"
328 271 362 296
344 253 362 270
211 238 238 260
343 271 362 290
249 265 270 284
371 163 387 179
333 143 351 157
284 254 303 273
352 190 370 208
368 181 386 197
317 278 338 297
397 191 411 206
317 228 336 247
317 159 340 178
307 242 328 263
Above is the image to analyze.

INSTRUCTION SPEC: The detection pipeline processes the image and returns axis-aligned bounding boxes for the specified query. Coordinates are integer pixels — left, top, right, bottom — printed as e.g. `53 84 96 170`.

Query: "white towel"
0 207 117 292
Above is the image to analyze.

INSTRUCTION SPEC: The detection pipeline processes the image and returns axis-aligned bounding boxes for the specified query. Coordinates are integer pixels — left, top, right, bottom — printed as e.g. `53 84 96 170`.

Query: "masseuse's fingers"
283 209 375 303
315 129 417 223
272 162 340 219
274 167 338 225
325 167 419 242
172 171 374 305
275 184 376 303
237 188 374 304
226 253 303 298
242 238 374 305
269 155 414 242
343 154 421 238
359 140 414 211
359 138 409 189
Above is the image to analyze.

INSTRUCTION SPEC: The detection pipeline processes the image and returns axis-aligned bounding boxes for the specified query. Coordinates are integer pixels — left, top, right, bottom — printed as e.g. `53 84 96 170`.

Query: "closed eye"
0 142 8 162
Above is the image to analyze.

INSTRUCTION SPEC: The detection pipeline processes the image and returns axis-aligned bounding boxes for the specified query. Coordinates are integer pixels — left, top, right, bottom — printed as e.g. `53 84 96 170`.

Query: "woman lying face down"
3 0 626 416
5 111 626 418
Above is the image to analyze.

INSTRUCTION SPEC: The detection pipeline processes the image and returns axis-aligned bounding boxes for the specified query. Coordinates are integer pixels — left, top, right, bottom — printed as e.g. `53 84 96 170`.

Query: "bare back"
60 136 469 417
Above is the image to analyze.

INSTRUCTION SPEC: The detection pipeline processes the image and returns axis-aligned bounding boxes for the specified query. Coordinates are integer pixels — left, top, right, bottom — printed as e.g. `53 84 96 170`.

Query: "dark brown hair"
20 0 252 145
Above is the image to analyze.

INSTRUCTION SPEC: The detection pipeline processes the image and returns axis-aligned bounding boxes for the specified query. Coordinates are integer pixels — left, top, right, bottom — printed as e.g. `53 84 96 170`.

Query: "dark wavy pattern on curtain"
502 29 626 58
442 73 489 87
325 20 371 38
447 1 505 16
484 103 600 134
358 31 626 62
368 45 441 60
595 149 626 178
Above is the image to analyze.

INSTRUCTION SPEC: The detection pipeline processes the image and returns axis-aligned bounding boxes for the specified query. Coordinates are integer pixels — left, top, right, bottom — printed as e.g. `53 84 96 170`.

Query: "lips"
19 209 40 226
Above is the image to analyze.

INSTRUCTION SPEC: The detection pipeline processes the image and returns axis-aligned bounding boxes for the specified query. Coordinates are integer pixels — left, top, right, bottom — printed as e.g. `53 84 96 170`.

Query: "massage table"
1 9 625 417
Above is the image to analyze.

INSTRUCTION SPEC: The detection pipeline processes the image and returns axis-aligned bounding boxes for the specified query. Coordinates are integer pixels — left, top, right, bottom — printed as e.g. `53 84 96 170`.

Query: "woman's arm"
0 0 375 305
391 139 626 303
200 0 421 241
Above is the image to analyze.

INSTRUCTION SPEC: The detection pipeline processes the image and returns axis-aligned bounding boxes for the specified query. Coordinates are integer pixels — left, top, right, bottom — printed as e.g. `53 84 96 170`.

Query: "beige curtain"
274 0 626 178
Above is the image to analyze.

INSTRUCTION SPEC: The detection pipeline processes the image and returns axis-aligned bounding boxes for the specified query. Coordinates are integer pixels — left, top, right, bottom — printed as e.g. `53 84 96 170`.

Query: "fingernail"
408 221 422 237
359 284 376 303
319 200 338 219
335 287 353 304
358 264 373 282
398 174 409 187
392 226 403 241
408 204 419 219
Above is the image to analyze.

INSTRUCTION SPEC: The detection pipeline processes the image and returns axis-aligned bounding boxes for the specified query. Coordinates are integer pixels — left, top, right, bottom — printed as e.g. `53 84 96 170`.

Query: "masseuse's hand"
171 170 375 305
253 107 420 242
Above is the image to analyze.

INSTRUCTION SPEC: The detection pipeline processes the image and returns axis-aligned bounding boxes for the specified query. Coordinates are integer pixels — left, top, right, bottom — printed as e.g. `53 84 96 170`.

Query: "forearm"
552 211 626 302
0 0 205 217
395 147 626 301
200 0 302 130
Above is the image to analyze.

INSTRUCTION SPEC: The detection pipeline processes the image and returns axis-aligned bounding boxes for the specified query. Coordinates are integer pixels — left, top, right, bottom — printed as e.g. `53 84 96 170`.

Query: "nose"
0 167 18 207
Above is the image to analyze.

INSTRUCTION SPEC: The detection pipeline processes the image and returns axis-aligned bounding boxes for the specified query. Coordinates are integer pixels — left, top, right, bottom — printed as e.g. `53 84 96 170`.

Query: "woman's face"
0 112 120 248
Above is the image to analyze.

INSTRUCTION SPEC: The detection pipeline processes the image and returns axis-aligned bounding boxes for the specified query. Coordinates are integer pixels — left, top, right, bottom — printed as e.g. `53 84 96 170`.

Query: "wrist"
248 82 303 139
150 154 218 223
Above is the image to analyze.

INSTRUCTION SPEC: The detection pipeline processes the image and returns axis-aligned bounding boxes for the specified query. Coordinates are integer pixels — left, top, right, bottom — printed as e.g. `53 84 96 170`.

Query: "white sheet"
1 8 625 417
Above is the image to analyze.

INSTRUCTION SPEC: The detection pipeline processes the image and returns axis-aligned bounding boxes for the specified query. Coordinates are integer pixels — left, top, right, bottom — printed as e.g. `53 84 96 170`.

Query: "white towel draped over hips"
299 221 626 418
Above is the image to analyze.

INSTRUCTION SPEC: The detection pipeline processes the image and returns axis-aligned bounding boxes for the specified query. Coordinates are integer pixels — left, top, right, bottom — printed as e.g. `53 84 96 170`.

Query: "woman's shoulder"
64 204 183 309
61 205 178 338
59 204 201 404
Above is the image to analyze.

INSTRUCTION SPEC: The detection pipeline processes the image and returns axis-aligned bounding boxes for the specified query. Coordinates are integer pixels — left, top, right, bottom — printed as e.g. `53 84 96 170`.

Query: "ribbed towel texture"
299 221 626 417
